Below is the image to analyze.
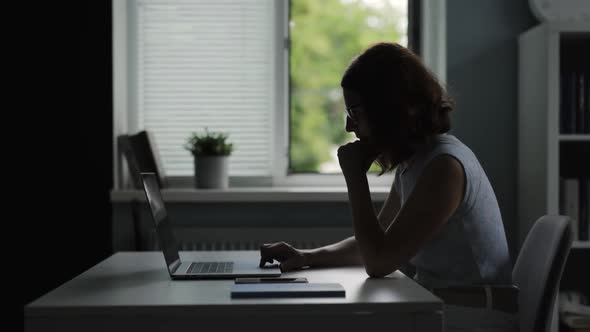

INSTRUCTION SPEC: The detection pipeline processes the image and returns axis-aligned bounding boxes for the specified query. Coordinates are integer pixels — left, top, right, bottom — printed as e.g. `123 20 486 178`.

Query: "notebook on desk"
231 283 345 298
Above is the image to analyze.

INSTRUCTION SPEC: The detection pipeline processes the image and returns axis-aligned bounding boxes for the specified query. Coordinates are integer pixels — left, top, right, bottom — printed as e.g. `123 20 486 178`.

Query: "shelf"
559 135 590 141
519 21 590 332
572 241 590 249
110 187 391 203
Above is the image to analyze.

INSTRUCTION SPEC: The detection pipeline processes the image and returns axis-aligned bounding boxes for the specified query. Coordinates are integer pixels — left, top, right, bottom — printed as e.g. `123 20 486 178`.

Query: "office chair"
513 215 574 332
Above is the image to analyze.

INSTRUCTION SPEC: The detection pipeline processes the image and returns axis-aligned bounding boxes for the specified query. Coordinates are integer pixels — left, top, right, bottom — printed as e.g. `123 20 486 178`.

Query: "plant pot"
194 155 229 189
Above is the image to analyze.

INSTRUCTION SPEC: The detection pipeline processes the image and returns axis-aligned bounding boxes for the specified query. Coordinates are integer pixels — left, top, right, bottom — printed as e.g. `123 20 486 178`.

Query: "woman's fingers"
259 243 274 267
260 242 306 271
259 243 285 267
259 255 274 268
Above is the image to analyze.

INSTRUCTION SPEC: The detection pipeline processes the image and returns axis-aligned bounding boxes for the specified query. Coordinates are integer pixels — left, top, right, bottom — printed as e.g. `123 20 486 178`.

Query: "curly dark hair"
341 42 454 174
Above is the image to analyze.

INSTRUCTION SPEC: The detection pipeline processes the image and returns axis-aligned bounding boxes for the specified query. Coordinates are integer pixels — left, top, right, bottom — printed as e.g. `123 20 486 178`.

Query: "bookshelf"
518 21 590 332
518 21 590 249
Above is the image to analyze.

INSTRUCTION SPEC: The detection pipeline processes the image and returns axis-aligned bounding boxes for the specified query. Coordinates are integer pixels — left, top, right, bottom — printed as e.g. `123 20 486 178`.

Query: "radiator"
147 227 352 251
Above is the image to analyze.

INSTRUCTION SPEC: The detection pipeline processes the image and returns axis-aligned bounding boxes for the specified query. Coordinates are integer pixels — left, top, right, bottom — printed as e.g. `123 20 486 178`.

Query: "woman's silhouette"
260 42 517 331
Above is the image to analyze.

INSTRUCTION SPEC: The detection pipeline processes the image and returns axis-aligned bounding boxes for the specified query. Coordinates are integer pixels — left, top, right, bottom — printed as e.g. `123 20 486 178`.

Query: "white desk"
25 251 443 332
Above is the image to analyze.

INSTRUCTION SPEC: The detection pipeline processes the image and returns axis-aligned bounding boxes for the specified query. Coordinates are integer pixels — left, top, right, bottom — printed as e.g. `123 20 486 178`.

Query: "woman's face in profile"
343 88 371 140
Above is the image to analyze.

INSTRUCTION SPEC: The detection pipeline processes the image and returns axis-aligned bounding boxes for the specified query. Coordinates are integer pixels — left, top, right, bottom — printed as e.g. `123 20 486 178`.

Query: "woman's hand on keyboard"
259 242 308 272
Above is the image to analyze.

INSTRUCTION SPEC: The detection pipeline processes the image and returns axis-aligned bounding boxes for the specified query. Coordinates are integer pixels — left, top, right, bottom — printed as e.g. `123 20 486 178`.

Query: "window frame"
112 0 445 190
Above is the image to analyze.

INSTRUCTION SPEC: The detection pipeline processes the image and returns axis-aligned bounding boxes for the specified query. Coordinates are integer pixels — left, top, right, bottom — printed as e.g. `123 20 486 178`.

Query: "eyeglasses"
345 104 362 122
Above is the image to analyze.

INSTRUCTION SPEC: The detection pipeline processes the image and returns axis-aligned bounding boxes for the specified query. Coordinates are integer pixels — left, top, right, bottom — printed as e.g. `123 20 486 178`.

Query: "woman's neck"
402 135 437 171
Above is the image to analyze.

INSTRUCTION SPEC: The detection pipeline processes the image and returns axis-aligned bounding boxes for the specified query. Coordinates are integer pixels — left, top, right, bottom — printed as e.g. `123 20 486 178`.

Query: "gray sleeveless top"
394 134 512 288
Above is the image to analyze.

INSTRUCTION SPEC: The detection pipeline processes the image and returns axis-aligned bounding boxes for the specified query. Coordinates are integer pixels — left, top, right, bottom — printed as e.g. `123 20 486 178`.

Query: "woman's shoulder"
430 134 477 158
419 134 483 185
401 134 478 179
432 133 461 146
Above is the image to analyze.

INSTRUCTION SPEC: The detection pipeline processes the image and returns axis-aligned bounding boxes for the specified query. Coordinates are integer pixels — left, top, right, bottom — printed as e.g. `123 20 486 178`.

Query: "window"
113 0 434 188
288 0 409 173
132 0 275 177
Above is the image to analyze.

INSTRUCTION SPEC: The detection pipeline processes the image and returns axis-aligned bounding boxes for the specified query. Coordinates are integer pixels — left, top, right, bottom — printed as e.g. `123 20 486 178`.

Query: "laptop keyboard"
187 262 234 274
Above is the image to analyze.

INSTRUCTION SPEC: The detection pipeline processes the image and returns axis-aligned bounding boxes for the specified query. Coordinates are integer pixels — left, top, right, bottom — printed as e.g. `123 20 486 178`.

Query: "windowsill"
110 186 391 203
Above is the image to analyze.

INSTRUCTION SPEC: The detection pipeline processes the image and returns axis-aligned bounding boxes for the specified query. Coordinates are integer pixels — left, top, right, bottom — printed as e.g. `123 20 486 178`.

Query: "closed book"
587 178 590 240
576 73 587 134
231 283 345 298
118 131 166 189
561 71 572 134
561 178 580 241
586 71 590 133
580 178 589 241
560 72 568 134
570 72 578 134
118 134 142 189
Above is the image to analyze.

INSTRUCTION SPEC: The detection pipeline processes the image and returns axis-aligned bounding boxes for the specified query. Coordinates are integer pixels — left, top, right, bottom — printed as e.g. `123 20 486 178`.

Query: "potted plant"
184 128 233 189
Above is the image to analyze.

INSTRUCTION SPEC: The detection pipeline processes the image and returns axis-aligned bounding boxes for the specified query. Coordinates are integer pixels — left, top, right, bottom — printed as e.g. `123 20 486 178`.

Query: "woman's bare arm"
305 182 401 267
259 180 402 270
345 155 465 277
304 236 361 266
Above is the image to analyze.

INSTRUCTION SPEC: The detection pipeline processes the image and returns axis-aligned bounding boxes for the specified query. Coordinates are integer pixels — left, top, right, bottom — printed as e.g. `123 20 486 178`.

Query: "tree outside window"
289 0 408 173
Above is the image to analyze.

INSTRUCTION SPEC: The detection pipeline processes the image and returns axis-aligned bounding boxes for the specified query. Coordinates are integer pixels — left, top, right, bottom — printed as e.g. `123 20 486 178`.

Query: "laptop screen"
140 172 181 274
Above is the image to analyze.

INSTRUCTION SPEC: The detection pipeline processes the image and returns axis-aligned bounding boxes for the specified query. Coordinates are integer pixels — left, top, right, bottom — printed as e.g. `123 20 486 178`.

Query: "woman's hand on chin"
337 139 379 177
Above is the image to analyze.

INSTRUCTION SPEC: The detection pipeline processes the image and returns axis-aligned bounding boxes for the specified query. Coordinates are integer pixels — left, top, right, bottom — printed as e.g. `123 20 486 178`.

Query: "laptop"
140 172 281 279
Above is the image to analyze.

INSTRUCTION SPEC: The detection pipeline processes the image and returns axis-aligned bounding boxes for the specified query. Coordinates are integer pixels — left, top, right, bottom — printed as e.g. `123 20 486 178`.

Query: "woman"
259 42 517 331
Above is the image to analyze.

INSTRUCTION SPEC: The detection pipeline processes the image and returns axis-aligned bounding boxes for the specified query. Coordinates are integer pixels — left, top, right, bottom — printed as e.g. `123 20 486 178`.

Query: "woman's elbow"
366 269 387 278
363 263 393 278
361 249 396 277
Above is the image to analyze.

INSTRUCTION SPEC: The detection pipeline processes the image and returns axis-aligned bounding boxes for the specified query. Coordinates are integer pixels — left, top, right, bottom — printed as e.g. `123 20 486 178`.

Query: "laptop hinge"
169 259 182 274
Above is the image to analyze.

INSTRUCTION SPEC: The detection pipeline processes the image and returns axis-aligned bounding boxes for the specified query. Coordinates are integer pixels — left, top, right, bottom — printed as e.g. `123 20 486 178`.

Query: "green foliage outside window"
289 0 406 173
